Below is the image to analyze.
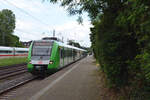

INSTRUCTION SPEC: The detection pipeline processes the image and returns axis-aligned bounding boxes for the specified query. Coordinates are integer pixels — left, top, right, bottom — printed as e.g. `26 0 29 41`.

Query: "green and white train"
27 38 86 76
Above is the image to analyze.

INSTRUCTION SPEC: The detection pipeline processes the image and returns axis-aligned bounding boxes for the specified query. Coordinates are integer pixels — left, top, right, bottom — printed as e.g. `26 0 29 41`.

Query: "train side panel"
47 42 60 70
0 46 28 57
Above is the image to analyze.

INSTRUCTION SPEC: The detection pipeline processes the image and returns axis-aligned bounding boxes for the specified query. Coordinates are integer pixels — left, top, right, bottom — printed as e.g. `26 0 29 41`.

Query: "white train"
0 46 28 57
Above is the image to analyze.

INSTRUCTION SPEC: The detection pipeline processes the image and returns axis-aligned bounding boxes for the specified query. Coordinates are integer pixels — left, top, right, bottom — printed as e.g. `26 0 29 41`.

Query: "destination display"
34 42 52 46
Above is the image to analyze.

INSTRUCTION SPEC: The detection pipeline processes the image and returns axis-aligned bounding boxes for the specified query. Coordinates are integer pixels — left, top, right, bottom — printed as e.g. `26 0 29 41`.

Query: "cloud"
51 20 92 46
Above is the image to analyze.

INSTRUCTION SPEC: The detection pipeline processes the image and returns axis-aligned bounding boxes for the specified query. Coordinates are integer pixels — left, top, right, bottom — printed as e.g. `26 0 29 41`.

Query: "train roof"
15 47 28 51
0 46 13 51
55 41 86 52
33 40 53 42
0 46 28 51
33 40 86 51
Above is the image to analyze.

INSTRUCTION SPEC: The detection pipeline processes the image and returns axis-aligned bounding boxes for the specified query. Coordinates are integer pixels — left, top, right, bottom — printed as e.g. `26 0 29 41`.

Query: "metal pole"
53 29 55 37
62 37 64 42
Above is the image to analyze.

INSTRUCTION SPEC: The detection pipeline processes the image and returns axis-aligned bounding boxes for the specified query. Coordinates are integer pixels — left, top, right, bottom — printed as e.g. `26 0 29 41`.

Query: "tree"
0 9 16 46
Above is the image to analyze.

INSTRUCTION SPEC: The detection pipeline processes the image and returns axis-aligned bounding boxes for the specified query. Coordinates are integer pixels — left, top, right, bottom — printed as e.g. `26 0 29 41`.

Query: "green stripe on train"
27 42 33 72
48 41 60 69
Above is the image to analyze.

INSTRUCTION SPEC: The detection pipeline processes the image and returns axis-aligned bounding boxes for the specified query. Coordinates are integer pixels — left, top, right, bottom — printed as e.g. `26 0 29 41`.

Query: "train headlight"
29 61 32 64
49 61 53 64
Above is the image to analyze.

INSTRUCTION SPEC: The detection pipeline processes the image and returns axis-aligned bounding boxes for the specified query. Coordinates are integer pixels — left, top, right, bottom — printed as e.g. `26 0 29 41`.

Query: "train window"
32 41 53 56
32 46 52 56
68 49 70 57
65 48 69 57
60 48 64 58
67 49 70 57
70 49 72 57
0 51 12 54
64 48 67 58
34 42 52 46
16 51 28 53
69 49 71 57
73 49 77 56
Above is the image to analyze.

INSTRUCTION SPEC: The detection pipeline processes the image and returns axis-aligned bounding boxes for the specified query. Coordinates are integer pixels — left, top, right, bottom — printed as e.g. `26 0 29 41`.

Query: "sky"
0 0 92 47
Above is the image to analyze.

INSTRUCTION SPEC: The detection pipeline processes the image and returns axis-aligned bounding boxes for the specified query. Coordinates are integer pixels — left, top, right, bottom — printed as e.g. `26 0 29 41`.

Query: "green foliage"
0 9 15 45
0 9 23 47
116 0 150 89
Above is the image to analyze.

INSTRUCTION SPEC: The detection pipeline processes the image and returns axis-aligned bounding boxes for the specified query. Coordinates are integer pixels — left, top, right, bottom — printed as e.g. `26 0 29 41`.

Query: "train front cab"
27 41 60 75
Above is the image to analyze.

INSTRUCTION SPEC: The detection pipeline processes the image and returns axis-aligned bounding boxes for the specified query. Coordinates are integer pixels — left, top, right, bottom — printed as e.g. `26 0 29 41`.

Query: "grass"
0 57 28 67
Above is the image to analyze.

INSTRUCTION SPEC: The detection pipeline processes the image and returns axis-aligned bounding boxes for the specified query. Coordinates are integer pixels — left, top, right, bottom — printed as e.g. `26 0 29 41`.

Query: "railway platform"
4 56 101 100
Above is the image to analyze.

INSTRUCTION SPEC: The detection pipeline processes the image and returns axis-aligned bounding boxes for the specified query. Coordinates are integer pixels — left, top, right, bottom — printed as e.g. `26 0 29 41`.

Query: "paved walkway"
7 56 101 100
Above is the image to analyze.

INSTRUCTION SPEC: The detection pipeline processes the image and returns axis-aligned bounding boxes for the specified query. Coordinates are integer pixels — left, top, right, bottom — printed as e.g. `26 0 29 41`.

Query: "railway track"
0 64 37 95
0 63 26 70
0 73 37 94
0 64 27 80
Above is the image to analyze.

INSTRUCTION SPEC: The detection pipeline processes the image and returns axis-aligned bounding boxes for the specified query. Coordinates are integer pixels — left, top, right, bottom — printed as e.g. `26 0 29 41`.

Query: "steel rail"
0 74 37 95
0 63 27 70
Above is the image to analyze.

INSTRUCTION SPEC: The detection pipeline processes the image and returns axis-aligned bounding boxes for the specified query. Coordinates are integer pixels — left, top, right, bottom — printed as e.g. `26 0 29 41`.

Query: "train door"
64 47 69 65
60 48 64 68
68 48 71 63
73 49 75 61
13 48 15 56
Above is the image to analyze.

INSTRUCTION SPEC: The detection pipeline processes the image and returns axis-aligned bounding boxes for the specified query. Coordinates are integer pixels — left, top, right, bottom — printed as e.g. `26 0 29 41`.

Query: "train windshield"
32 41 53 56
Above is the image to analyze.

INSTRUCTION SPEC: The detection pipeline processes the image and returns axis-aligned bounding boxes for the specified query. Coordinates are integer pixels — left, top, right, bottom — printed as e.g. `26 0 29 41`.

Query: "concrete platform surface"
6 56 101 100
